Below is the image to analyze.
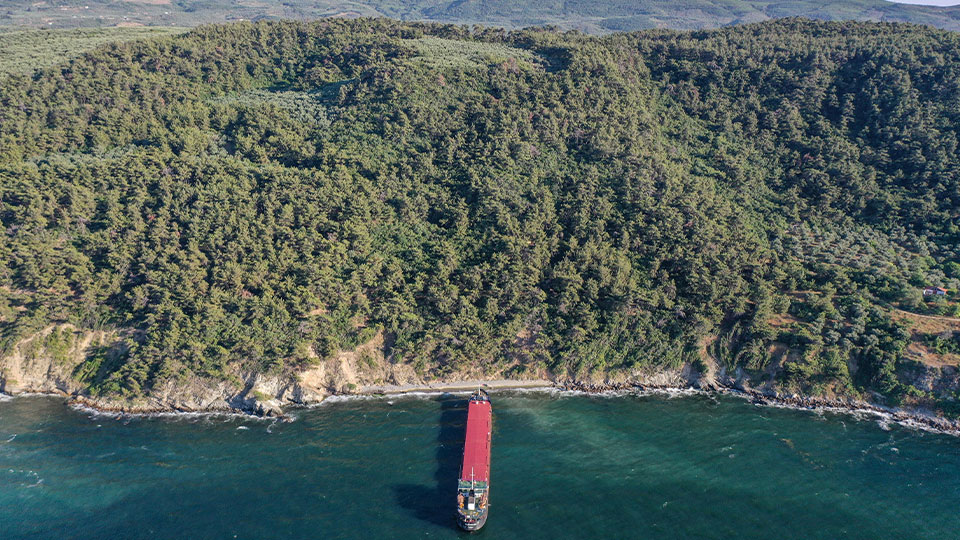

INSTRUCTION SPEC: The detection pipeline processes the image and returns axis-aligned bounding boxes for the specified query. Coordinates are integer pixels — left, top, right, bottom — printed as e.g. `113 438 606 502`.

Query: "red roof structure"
459 397 491 483
924 286 948 295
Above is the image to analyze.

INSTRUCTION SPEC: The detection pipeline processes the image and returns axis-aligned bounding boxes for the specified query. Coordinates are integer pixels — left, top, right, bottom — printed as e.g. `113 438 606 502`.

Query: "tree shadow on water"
393 395 465 531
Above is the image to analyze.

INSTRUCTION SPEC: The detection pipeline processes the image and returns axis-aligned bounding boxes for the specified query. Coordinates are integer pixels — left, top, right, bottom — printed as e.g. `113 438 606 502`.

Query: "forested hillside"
1 19 958 411
0 27 186 77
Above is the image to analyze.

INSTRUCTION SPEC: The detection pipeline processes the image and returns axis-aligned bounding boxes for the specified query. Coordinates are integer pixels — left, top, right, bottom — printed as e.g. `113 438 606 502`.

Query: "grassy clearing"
892 309 960 335
0 27 186 77
402 37 543 70
892 309 960 367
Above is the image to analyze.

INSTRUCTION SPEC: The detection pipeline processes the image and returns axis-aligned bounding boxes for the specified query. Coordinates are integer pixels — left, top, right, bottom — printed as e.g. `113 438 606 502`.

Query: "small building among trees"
923 286 948 296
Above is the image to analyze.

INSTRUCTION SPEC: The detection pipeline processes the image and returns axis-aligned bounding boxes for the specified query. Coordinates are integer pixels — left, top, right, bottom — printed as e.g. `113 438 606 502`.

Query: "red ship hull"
456 390 491 531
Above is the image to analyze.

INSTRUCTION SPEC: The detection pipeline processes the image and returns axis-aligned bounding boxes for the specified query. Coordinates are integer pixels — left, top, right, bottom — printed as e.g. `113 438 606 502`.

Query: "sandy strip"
360 379 555 395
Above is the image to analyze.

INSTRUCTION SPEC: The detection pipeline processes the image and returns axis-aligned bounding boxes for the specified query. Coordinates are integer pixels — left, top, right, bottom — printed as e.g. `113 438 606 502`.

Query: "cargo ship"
456 389 492 531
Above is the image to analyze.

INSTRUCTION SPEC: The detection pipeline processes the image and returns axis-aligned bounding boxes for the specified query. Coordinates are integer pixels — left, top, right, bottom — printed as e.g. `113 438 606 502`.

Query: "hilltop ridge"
3 0 960 33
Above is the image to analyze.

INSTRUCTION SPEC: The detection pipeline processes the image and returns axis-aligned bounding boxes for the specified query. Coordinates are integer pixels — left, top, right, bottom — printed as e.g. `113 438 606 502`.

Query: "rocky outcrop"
4 325 960 431
0 324 110 396
898 358 960 397
0 326 429 417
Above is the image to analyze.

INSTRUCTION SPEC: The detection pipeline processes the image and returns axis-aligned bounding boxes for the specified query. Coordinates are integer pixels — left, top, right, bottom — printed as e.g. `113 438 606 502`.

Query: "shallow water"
1 391 959 539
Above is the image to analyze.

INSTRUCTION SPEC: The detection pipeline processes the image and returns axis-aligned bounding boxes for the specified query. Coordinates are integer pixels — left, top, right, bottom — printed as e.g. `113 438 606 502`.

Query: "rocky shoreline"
558 379 960 435
6 324 959 433
3 376 959 437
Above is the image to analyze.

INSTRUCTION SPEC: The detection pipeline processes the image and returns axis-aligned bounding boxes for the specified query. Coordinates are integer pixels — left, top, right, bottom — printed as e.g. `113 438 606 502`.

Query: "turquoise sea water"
2 391 959 539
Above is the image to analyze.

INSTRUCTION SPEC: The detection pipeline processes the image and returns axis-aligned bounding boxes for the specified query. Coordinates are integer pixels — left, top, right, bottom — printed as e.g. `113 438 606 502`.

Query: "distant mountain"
2 0 960 32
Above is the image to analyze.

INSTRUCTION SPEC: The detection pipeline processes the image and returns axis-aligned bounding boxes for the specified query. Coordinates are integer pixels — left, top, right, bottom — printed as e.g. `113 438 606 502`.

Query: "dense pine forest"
1 18 959 410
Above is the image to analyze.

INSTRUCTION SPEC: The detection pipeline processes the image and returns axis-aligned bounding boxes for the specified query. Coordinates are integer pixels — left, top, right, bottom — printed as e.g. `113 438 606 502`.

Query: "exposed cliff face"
0 324 109 396
3 324 960 420
898 360 960 397
894 310 960 399
0 326 433 416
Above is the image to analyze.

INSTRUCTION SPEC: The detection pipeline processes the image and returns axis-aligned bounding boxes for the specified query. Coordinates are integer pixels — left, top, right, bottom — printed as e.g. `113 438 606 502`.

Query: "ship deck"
459 396 492 483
